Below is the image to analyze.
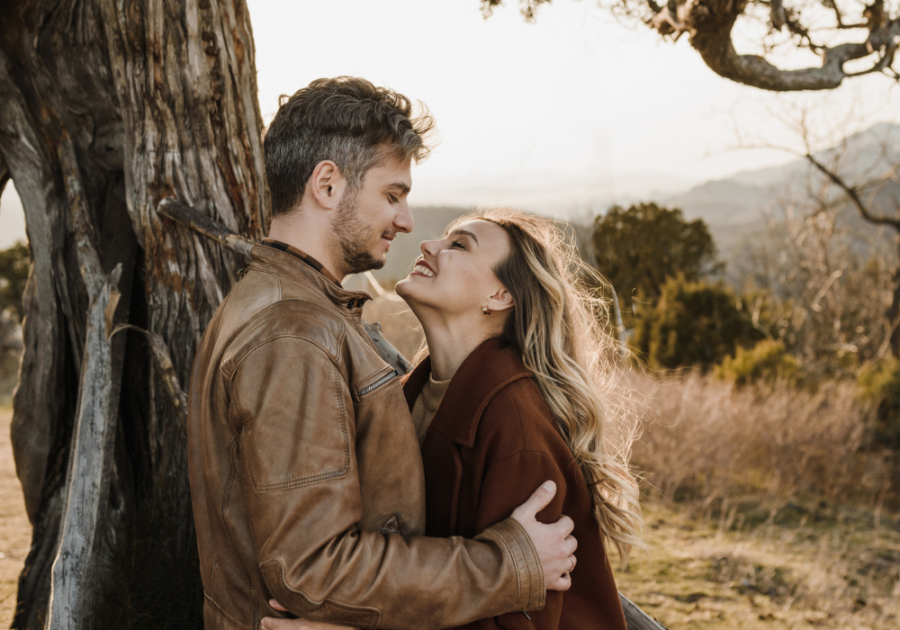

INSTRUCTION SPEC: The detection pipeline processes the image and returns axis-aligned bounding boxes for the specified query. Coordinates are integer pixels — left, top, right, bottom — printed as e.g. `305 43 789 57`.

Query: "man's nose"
394 201 413 234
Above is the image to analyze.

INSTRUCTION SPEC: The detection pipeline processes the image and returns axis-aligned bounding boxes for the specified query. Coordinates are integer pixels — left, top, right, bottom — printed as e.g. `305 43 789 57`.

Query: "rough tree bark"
0 1 266 627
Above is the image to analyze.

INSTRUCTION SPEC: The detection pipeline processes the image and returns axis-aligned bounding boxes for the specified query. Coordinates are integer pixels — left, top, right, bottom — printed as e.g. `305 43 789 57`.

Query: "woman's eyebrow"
449 229 479 245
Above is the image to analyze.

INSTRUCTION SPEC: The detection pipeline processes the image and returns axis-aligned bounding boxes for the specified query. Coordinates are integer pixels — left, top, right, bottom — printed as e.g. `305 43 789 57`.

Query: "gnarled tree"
0 1 266 626
481 0 900 91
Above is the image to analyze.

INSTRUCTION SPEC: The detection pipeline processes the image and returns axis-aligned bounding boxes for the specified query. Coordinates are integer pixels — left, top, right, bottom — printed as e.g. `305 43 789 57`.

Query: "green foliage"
857 359 900 447
592 203 719 321
0 240 30 323
633 275 762 371
716 339 802 387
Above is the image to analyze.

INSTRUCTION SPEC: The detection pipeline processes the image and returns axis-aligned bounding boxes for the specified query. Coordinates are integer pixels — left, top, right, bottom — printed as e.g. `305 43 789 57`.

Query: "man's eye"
388 195 399 204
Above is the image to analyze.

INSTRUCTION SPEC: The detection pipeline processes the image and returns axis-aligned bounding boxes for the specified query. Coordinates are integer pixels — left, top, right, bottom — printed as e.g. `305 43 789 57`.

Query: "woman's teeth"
414 264 435 278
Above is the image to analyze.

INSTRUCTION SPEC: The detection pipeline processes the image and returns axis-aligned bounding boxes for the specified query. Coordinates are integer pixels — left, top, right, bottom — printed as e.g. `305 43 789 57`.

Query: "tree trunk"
0 1 266 627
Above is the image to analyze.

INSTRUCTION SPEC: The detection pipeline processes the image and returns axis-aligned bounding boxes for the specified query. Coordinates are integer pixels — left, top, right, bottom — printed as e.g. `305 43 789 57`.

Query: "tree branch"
804 152 900 230
652 0 900 91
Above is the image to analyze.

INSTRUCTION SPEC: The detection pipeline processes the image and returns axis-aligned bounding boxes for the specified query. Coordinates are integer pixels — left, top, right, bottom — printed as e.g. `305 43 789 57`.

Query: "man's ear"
309 160 347 210
486 286 514 314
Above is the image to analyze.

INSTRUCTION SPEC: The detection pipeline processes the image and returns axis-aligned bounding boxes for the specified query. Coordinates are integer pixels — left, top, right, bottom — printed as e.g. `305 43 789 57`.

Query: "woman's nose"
420 239 440 257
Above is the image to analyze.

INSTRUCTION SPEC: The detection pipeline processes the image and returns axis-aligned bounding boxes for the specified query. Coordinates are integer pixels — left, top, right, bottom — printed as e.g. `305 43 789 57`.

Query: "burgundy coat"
403 338 628 630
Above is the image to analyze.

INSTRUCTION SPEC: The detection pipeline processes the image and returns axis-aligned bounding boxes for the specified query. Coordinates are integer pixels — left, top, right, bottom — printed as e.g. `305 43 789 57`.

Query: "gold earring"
482 306 491 315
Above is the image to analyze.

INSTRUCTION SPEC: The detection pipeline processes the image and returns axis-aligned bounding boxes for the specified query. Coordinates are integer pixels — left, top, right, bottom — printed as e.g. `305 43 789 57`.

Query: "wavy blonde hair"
454 208 645 564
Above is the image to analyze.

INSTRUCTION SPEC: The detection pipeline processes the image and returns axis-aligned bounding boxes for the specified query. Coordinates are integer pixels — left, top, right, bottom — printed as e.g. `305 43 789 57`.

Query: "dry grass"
618 373 900 629
0 405 30 626
615 499 900 630
631 372 895 510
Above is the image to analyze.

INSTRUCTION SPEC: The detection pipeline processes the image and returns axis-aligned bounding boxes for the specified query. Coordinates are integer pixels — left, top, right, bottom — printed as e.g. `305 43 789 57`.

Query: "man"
187 77 577 630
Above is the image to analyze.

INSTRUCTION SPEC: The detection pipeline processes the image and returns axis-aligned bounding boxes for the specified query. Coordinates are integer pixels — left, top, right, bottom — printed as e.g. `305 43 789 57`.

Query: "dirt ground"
0 406 29 625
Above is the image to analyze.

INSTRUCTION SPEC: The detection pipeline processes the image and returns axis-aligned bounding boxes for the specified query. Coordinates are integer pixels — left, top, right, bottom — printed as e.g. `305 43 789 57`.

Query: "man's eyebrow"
450 229 479 245
386 181 411 194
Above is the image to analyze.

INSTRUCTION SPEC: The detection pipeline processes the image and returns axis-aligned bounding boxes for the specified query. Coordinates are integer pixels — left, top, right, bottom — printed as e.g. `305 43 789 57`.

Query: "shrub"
857 358 900 448
632 275 762 371
716 339 802 387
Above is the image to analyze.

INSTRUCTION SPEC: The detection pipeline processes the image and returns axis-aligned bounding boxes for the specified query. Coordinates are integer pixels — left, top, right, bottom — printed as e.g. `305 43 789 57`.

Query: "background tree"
633 274 762 370
480 0 900 91
592 202 720 325
0 1 266 627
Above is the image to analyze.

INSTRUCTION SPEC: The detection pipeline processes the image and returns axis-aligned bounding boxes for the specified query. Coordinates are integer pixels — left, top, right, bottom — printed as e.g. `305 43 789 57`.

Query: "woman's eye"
450 240 465 249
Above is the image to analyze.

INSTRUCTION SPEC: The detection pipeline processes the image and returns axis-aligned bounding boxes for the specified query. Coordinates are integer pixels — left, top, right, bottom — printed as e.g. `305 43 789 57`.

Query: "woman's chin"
393 278 414 301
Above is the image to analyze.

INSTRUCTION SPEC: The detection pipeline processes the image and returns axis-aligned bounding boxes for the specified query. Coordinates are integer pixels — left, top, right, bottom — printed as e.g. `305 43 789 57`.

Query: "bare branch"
157 197 254 256
804 152 900 230
650 0 900 91
770 0 786 31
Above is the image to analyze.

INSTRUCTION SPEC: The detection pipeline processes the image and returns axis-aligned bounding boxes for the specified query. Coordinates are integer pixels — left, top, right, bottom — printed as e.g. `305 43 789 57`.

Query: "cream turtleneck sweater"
410 372 452 447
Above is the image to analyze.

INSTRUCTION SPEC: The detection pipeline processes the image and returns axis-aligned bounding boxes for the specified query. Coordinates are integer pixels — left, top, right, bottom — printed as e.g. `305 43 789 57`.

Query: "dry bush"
632 372 895 509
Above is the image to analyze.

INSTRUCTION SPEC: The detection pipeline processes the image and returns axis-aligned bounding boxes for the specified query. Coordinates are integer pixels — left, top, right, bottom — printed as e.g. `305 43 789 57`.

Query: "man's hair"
264 76 434 217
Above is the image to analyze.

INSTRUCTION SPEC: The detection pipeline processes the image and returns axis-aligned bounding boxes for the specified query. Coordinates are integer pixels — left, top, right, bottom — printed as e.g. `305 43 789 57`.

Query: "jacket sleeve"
229 337 545 630
452 451 568 630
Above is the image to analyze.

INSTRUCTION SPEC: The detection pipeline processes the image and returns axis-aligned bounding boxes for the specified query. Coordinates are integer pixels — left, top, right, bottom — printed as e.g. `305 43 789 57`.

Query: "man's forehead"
370 154 412 188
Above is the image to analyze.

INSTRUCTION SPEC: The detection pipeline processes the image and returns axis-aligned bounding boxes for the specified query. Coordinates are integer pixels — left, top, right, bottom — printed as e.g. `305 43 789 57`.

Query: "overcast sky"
2 0 898 247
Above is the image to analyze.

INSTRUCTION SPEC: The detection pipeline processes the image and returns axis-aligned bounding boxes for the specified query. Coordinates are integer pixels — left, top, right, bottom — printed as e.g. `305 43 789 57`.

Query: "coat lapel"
403 338 532 535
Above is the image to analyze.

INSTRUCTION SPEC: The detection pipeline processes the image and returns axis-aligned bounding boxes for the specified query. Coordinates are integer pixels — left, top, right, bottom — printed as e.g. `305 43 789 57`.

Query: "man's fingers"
564 533 578 556
511 480 557 522
547 572 572 591
553 514 575 536
269 599 289 612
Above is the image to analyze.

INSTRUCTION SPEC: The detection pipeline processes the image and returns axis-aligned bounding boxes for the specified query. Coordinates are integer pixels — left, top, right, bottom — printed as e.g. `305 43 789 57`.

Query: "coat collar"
249 243 372 313
403 337 533 448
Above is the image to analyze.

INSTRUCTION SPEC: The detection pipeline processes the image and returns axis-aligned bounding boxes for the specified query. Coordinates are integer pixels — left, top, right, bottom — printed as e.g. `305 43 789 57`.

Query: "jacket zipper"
357 370 398 396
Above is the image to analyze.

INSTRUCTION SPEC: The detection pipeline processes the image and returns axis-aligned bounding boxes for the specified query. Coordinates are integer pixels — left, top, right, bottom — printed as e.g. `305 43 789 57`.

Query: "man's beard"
332 190 387 275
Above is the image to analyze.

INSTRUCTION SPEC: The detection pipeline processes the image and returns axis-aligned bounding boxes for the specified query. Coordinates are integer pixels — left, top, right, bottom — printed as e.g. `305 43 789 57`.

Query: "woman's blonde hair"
456 208 644 564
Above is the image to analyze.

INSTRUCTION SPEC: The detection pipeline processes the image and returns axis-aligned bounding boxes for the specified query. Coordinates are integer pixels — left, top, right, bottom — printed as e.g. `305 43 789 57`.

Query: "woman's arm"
462 452 569 630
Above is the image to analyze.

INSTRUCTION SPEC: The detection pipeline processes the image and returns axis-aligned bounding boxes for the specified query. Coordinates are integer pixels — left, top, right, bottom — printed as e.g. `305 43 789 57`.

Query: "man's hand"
261 600 358 630
510 480 577 591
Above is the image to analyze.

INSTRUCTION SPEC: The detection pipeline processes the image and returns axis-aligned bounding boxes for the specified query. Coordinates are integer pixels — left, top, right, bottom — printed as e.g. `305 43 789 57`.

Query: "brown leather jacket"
405 338 627 630
187 244 545 630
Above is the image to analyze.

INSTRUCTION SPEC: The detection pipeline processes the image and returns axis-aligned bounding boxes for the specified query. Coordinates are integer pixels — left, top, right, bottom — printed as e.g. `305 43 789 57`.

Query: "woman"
264 209 643 629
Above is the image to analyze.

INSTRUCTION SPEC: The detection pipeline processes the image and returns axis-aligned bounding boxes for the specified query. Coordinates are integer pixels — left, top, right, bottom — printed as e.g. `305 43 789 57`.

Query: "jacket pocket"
353 366 399 403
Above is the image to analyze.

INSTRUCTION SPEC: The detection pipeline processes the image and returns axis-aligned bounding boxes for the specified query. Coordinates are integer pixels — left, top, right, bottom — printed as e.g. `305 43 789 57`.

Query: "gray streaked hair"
264 76 434 217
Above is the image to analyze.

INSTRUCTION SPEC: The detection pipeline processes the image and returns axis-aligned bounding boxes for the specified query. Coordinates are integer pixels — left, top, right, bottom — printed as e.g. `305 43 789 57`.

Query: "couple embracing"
187 77 643 630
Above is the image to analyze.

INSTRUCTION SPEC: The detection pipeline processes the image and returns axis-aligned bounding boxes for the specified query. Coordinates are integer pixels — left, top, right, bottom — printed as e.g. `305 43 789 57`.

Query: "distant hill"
664 122 900 252
361 123 900 287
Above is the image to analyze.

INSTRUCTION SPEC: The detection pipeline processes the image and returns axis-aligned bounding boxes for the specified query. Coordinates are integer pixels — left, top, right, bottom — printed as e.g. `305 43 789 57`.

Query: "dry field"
614 499 900 630
0 406 30 626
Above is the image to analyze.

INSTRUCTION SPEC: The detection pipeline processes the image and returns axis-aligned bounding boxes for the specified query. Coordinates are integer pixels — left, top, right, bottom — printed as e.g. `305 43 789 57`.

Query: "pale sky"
1 0 898 246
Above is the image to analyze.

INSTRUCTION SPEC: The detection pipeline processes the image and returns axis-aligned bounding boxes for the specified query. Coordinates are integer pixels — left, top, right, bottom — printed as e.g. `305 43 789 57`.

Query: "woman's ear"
486 287 514 314
309 160 347 210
